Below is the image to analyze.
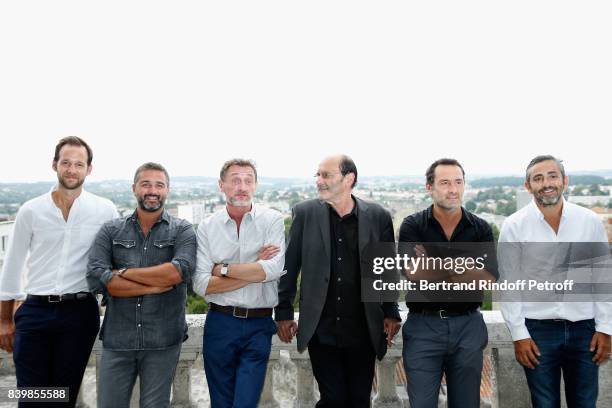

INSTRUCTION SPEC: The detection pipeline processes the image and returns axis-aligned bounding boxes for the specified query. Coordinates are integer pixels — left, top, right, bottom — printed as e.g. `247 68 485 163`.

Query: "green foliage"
186 290 208 314
481 290 492 311
284 216 292 238
465 200 477 211
489 223 500 242
571 184 607 196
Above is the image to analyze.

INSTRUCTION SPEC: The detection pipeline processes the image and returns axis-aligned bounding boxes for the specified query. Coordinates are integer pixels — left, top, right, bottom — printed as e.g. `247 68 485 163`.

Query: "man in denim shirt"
87 162 196 408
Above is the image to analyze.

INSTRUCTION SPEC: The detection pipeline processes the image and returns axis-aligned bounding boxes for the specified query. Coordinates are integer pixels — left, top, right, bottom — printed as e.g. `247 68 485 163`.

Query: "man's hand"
0 320 15 353
257 245 280 261
514 338 541 369
590 331 611 365
277 320 298 343
405 245 427 277
384 318 401 347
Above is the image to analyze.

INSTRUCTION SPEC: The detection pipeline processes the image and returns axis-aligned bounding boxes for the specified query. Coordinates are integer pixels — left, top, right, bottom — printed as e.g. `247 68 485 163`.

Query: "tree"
465 200 477 212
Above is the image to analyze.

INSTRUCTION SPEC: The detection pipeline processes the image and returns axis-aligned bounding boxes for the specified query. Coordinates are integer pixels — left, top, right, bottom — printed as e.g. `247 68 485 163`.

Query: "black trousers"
13 296 100 408
308 335 376 408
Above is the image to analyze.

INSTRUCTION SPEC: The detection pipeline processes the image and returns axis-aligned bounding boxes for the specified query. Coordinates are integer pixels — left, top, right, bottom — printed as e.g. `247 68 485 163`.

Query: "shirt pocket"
151 239 175 264
112 239 138 267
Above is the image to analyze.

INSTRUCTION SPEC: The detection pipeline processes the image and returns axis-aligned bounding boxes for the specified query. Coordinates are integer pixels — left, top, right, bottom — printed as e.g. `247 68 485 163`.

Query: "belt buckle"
233 307 248 319
439 310 448 319
48 295 62 303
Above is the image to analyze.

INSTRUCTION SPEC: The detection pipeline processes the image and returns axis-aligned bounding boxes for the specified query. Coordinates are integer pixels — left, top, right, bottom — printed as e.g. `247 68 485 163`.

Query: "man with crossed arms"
193 159 285 408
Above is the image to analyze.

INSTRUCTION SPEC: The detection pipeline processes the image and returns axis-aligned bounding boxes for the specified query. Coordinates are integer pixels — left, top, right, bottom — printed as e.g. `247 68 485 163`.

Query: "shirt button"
337 297 341 301
337 257 342 261
137 304 141 307
338 238 342 242
144 247 147 250
336 317 340 321
137 324 141 327
337 277 341 282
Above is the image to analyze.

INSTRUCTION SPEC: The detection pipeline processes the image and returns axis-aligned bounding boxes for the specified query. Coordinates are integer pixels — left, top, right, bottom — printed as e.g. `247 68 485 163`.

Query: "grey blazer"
275 196 401 360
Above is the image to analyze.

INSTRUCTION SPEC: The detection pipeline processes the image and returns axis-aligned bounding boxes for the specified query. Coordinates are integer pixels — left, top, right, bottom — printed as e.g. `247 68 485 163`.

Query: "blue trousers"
13 297 100 408
524 318 598 408
202 310 277 408
402 311 487 408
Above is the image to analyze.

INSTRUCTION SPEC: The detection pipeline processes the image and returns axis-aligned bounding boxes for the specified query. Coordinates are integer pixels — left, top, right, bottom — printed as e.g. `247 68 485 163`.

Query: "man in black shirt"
276 155 402 407
399 158 497 408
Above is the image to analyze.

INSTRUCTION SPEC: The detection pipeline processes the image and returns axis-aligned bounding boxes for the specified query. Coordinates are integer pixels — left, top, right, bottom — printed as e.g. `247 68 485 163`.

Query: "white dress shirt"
0 186 118 300
499 198 612 340
193 204 286 309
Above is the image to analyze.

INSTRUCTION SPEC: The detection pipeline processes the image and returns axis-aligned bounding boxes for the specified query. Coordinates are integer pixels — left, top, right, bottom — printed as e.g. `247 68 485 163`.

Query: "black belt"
413 307 478 319
27 292 94 304
210 303 272 319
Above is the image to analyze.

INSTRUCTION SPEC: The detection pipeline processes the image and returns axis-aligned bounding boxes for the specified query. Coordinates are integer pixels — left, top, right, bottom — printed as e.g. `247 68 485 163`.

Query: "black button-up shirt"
87 210 196 350
315 201 370 348
399 205 498 313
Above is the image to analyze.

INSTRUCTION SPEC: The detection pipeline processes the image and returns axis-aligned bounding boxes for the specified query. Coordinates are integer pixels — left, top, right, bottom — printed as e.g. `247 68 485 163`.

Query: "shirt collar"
327 196 359 218
529 196 569 221
425 204 474 227
47 184 87 203
222 203 257 224
130 208 170 224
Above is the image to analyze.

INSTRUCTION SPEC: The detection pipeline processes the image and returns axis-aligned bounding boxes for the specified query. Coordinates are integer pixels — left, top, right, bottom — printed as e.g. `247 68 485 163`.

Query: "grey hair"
525 155 565 182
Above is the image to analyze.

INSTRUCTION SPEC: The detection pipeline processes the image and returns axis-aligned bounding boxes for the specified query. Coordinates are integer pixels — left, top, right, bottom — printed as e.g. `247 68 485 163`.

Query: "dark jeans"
203 310 277 408
524 318 598 408
308 335 376 408
13 296 100 408
402 311 487 408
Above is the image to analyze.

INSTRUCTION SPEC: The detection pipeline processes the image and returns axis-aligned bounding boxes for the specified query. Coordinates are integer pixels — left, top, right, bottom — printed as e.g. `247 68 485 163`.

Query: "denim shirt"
87 210 196 350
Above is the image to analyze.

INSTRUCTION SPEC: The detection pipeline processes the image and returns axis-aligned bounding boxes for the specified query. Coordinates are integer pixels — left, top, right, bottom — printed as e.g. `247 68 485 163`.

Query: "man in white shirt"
0 137 118 407
499 155 611 408
193 159 285 408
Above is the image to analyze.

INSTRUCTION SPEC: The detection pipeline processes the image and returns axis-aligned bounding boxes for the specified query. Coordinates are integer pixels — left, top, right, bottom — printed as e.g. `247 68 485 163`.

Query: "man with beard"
193 159 285 408
499 155 611 407
399 158 497 408
87 162 196 408
0 137 118 407
276 155 401 408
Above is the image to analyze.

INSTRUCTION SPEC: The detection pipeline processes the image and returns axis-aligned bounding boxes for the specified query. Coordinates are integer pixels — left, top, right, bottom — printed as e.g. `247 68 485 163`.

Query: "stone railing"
1 311 612 407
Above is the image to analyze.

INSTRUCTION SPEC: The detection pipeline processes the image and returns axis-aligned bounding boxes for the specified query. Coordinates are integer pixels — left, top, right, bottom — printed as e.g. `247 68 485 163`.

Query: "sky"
1 1 610 183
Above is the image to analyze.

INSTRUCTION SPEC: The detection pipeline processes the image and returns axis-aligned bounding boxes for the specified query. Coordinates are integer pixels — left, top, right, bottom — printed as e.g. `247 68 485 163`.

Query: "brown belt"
209 303 272 319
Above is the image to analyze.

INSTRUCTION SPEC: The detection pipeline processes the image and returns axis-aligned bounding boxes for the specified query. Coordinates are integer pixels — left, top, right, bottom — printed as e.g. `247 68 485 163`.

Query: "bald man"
275 155 401 408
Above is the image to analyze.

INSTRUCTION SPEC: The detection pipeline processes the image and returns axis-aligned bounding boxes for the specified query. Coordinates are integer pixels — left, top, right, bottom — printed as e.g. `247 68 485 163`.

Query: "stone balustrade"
1 311 612 407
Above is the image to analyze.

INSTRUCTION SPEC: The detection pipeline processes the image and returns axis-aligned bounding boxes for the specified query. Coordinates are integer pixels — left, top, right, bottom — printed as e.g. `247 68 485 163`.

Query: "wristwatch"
220 263 229 277
115 267 128 277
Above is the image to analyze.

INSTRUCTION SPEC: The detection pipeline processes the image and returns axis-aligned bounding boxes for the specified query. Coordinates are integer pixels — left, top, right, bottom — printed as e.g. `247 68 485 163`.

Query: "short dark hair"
525 155 565 182
220 159 258 181
133 162 170 186
53 136 93 166
426 158 465 185
339 155 358 188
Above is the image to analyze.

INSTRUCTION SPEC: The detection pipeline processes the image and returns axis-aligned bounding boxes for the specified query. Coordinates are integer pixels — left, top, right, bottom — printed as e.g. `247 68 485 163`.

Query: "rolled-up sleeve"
86 223 115 295
171 221 197 283
193 221 214 297
258 213 286 283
